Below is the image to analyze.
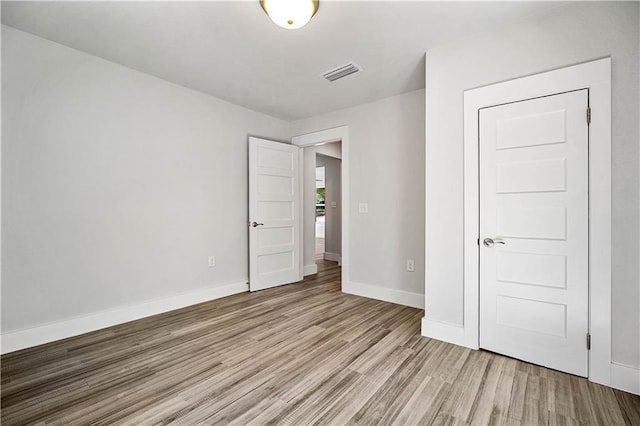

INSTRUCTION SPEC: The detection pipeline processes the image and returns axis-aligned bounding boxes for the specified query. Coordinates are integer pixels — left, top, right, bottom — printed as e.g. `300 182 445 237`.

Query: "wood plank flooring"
2 260 639 425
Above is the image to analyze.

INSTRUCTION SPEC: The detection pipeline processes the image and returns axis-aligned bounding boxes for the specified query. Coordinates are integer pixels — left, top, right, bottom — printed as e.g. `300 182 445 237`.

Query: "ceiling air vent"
322 62 361 82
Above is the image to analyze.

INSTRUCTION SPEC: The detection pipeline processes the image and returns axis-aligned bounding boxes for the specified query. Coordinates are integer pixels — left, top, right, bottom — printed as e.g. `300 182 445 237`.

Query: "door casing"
462 58 611 385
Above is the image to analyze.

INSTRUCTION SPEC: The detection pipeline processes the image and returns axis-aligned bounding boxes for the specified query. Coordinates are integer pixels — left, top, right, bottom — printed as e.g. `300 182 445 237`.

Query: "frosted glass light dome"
260 0 319 30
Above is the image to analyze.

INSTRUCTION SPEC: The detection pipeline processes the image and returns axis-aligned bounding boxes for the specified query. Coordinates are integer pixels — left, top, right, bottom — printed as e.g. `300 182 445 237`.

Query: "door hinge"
587 107 591 124
477 238 480 246
587 333 591 350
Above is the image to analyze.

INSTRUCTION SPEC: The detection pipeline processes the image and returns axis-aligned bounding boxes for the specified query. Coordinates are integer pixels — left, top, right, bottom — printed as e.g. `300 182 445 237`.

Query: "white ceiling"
2 1 570 120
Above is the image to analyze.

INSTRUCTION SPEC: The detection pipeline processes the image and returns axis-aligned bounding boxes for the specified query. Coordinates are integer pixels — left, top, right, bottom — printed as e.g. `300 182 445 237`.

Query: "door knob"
250 221 264 228
483 238 505 248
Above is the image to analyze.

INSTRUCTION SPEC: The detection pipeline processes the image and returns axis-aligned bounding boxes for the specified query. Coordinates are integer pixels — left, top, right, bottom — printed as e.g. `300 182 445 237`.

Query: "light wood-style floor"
2 260 639 425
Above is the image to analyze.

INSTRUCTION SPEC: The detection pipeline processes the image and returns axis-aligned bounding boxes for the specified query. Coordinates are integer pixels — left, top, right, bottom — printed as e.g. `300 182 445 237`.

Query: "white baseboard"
323 252 340 262
611 362 640 395
303 263 318 276
0 281 248 355
421 317 479 350
343 280 424 309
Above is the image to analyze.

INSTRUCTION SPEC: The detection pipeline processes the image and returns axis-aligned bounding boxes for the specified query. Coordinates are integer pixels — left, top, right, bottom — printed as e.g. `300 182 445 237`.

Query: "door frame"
463 58 611 384
292 126 349 290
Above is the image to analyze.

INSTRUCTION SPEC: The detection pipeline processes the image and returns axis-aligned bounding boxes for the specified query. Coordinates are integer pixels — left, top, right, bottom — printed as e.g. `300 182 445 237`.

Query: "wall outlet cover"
406 259 415 272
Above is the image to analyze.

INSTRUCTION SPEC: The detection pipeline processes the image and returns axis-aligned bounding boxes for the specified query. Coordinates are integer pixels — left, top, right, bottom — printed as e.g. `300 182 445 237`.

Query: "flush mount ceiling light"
260 0 319 30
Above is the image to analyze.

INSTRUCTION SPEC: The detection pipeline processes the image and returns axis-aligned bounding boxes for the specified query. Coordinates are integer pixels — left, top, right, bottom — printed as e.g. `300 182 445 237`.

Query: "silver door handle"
250 221 264 228
483 238 505 248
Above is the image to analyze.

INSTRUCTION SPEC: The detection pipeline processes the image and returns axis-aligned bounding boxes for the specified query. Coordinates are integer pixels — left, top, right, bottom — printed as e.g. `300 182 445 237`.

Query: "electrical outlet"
406 259 415 272
358 203 368 213
208 256 216 267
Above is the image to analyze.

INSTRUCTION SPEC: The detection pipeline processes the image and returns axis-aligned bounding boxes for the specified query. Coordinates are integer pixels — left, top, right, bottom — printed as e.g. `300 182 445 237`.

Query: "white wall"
316 153 341 259
424 2 639 369
1 26 290 339
292 90 425 306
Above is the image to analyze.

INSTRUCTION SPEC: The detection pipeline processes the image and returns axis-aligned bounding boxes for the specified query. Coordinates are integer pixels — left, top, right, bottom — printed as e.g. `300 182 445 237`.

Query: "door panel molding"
479 90 589 377
249 137 301 291
461 59 611 384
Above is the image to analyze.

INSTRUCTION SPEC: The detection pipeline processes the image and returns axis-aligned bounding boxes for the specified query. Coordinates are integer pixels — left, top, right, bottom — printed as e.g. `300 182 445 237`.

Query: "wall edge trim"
1 281 248 354
303 264 318 276
343 280 424 309
610 362 640 395
421 317 480 349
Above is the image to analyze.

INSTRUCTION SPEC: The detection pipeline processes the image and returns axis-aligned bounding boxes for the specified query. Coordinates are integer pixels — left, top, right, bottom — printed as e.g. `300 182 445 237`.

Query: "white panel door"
479 90 589 377
249 137 301 291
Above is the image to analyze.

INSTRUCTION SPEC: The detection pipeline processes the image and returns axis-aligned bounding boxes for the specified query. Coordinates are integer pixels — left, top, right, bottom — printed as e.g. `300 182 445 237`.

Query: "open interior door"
249 137 301 291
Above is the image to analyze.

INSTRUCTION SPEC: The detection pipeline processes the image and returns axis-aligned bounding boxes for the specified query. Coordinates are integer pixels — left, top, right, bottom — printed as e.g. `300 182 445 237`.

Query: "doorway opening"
314 149 342 267
291 125 349 287
315 166 325 260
